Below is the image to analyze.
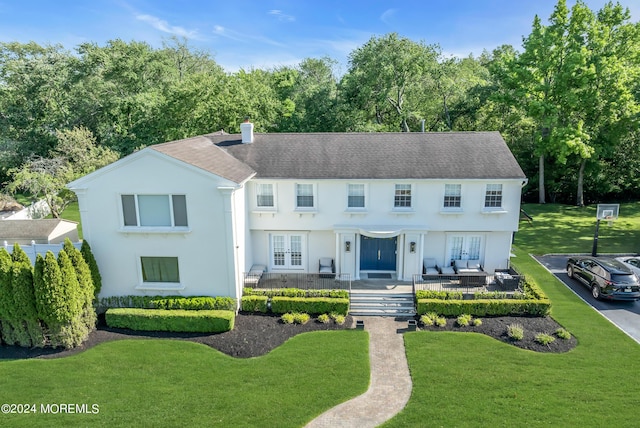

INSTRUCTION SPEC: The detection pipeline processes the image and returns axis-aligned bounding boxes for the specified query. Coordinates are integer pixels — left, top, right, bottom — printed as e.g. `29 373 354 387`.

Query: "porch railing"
412 270 523 295
243 272 352 292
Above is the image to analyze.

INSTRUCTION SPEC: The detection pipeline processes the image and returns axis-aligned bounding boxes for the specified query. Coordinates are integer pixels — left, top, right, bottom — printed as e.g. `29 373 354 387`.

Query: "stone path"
305 317 413 428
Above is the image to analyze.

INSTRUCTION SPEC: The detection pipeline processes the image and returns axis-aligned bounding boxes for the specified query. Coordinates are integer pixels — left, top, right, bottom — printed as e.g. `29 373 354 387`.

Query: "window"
394 184 412 208
348 184 365 208
256 183 274 208
484 184 503 208
122 194 188 227
444 184 461 208
296 184 314 208
141 257 180 283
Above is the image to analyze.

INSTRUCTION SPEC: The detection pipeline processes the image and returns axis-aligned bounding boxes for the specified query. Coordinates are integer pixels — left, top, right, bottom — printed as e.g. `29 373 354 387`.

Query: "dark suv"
567 257 640 301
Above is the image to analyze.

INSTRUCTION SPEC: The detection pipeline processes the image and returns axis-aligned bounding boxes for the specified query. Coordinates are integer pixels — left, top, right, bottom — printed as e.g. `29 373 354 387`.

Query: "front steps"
349 289 416 317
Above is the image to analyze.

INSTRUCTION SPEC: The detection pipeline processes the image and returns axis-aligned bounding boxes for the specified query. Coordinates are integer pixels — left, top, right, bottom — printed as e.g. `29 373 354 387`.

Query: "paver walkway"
305 317 413 428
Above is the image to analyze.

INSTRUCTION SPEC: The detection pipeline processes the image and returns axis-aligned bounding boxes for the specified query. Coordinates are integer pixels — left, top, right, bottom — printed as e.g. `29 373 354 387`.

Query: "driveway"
534 254 640 344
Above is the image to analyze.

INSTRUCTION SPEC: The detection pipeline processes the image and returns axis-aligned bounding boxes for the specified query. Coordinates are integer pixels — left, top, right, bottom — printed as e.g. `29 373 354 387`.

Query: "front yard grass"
0 330 369 427
386 202 640 427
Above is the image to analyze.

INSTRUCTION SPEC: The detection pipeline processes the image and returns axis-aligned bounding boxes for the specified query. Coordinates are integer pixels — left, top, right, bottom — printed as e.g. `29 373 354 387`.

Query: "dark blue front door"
360 236 397 271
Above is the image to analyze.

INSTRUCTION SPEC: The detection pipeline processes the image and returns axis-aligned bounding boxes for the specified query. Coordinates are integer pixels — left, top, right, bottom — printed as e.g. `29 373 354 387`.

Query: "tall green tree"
0 248 15 345
0 42 75 182
9 244 43 347
81 240 102 298
505 0 640 205
341 33 439 132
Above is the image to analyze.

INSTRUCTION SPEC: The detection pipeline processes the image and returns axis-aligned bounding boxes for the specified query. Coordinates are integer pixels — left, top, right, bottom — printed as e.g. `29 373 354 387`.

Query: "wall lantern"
345 241 351 252
410 241 416 253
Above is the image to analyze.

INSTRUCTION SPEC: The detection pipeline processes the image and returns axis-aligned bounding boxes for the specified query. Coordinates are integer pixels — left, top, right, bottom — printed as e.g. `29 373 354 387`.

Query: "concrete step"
349 292 416 317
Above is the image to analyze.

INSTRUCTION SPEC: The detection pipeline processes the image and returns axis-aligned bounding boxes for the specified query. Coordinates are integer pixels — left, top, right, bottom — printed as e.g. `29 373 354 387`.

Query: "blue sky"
0 1 637 73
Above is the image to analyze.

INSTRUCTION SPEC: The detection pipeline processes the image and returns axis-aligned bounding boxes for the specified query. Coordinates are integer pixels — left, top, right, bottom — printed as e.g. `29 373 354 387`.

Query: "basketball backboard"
596 204 619 221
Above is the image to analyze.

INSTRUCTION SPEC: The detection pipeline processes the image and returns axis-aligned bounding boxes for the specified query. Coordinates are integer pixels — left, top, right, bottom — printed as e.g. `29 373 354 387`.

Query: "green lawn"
518 202 640 254
10 201 640 426
386 202 640 427
0 331 369 427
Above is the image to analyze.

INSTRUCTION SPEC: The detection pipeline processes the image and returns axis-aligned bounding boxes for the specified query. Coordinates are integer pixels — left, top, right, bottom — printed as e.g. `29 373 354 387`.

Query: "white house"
67 124 527 300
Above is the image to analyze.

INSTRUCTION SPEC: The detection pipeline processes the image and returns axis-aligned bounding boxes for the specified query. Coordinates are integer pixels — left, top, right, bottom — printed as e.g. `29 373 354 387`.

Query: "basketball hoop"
605 215 614 227
593 204 620 256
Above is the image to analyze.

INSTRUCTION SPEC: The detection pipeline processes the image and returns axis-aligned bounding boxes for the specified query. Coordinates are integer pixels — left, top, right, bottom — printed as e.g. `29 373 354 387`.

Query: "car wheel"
591 284 601 300
567 265 574 279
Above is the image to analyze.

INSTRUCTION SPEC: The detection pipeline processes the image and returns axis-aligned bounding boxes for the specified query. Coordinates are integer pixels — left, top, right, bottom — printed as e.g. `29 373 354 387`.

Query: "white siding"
73 151 242 298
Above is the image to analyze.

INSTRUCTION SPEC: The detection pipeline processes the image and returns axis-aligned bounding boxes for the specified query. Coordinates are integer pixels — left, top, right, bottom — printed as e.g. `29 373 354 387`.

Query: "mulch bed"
0 313 575 360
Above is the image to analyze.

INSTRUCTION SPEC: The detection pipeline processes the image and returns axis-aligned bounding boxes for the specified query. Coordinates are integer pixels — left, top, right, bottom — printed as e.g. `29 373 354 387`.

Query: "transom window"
296 184 314 208
122 194 188 227
141 257 180 283
348 184 365 208
256 183 274 208
394 184 412 208
484 184 503 208
444 184 461 208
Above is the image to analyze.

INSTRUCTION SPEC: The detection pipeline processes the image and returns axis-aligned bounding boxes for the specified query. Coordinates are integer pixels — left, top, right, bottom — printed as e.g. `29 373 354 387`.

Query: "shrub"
535 333 556 345
240 295 268 313
417 298 550 317
555 328 572 340
330 313 346 325
281 313 295 324
243 288 348 299
318 313 330 324
474 291 507 300
507 323 524 341
105 308 235 333
434 316 447 327
100 295 238 312
456 314 473 327
415 290 463 300
81 240 102 298
270 297 349 315
420 314 435 326
293 312 310 324
472 318 483 326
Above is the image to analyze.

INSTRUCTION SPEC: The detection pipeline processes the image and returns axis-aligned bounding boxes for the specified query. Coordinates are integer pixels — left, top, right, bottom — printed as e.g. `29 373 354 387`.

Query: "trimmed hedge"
270 297 349 315
98 295 236 312
105 308 235 333
415 290 463 300
417 298 550 317
416 271 551 317
241 295 269 313
243 287 349 299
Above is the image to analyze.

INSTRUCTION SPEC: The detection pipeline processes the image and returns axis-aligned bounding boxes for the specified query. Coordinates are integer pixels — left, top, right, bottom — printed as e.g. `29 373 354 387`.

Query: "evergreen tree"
81 240 101 298
0 248 15 345
63 239 96 331
10 248 43 347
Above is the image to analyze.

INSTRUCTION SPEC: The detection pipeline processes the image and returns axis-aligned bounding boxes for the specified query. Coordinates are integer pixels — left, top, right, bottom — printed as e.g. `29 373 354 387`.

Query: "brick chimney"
240 117 254 144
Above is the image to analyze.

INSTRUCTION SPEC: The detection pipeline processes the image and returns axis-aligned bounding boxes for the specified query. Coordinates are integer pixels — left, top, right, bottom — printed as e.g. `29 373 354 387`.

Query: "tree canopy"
0 1 639 205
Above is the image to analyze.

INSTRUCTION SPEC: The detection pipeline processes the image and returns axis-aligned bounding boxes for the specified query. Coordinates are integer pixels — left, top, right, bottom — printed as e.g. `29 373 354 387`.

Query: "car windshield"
611 273 638 284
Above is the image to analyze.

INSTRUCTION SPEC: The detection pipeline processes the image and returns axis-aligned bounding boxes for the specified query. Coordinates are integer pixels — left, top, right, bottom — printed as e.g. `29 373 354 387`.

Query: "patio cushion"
319 257 333 268
440 266 455 275
423 258 437 268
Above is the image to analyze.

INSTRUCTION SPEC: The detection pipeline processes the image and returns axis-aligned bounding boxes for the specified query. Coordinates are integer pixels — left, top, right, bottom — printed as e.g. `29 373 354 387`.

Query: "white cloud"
212 25 284 47
268 10 295 22
136 14 200 39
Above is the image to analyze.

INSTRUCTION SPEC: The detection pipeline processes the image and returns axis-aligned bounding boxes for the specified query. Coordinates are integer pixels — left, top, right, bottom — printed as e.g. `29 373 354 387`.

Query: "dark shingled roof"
151 131 525 182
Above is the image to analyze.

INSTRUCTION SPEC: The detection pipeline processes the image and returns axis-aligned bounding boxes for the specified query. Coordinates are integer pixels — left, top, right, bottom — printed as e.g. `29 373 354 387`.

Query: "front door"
360 236 397 270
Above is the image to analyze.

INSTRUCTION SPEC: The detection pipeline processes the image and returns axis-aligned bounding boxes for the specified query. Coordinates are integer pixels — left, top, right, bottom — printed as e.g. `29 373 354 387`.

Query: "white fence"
2 241 82 265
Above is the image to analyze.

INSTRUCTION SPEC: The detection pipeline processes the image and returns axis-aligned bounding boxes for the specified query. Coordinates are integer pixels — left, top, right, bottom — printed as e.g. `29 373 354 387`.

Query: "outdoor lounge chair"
453 260 484 273
423 258 440 275
319 257 335 278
